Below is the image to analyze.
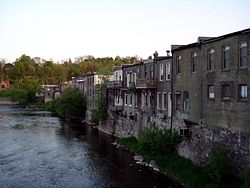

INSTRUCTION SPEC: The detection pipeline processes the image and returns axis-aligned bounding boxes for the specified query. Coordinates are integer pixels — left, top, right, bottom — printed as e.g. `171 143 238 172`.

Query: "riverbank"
0 97 13 105
117 137 241 188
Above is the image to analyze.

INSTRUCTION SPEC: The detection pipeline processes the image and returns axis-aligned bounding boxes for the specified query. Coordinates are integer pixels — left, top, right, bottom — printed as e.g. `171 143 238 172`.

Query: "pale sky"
0 0 249 62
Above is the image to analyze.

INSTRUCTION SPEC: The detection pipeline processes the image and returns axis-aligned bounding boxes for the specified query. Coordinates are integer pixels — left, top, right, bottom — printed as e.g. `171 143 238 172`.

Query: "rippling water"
0 104 181 188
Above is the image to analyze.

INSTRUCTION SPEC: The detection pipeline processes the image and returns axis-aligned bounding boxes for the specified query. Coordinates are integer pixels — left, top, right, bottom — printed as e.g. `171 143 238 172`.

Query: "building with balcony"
107 66 123 117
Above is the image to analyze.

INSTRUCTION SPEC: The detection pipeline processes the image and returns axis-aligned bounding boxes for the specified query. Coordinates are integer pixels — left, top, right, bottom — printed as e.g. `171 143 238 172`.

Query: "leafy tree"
91 80 108 124
9 78 41 105
53 88 86 119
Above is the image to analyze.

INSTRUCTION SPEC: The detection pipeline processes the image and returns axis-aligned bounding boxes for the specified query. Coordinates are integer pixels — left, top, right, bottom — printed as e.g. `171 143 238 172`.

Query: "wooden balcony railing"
136 78 156 89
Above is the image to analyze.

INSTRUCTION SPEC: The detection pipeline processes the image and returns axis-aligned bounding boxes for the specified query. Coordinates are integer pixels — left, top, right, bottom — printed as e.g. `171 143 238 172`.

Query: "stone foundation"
177 125 250 174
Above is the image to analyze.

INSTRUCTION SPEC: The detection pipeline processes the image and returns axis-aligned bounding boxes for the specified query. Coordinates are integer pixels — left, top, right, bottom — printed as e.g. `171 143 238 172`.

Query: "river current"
0 104 180 188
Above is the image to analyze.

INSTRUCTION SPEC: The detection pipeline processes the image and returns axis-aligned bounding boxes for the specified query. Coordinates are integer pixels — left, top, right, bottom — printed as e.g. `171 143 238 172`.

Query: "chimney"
153 51 158 59
166 50 170 57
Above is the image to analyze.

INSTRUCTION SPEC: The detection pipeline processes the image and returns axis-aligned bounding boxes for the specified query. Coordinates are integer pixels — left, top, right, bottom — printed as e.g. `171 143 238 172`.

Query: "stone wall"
177 125 250 173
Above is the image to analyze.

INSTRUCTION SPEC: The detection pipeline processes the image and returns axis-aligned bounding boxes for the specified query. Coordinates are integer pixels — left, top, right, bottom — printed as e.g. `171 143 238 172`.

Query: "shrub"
53 88 87 119
138 128 181 155
206 147 231 184
241 169 250 188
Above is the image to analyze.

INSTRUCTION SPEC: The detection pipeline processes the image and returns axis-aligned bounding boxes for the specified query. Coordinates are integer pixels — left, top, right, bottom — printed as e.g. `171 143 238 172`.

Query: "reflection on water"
0 104 181 188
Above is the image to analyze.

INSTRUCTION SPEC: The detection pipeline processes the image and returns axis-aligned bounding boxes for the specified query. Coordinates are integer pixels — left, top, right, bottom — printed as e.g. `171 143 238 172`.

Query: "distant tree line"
0 54 139 85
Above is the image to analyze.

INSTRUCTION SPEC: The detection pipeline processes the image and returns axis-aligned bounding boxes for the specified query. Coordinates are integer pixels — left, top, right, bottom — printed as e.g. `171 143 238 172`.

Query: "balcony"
129 81 136 89
136 78 156 89
107 81 123 89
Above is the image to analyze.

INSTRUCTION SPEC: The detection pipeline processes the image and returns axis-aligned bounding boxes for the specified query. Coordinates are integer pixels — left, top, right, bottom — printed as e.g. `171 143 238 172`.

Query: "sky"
0 0 249 62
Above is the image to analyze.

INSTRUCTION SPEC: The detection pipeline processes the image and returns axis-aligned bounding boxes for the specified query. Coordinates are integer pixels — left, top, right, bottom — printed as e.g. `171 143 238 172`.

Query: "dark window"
176 92 181 110
191 52 197 72
183 91 189 112
223 46 230 69
239 84 247 99
130 94 133 105
208 49 215 70
222 84 230 99
208 85 215 99
176 55 181 74
240 42 247 67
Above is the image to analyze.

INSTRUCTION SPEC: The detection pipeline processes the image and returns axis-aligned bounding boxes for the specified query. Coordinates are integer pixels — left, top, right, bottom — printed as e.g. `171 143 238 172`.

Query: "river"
0 104 181 188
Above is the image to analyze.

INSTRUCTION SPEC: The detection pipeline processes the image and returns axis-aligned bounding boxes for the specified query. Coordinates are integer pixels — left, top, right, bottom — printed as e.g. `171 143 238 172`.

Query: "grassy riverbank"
117 136 241 188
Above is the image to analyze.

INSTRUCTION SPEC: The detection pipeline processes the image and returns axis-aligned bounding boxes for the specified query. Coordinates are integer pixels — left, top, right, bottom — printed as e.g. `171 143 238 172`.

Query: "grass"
117 137 241 188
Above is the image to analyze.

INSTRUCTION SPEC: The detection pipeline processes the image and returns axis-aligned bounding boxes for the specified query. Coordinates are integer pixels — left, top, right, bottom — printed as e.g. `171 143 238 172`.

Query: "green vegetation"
8 78 41 105
91 79 108 124
138 127 181 155
207 147 231 184
117 129 240 188
241 169 250 188
1 54 139 85
47 88 86 119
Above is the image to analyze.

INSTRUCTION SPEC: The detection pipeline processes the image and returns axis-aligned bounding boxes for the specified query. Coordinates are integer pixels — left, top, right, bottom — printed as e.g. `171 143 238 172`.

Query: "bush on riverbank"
45 88 87 119
117 129 240 188
8 78 41 105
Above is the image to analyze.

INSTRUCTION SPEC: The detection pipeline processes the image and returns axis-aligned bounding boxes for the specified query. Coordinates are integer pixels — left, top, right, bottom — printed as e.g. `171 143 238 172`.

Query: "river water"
0 104 181 188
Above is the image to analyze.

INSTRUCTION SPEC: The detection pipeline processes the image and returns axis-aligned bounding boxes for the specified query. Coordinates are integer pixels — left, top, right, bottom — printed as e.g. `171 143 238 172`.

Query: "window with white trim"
162 92 167 110
166 62 170 80
223 46 230 69
125 93 128 105
208 85 215 99
240 42 247 67
239 84 247 99
159 63 163 81
183 91 189 112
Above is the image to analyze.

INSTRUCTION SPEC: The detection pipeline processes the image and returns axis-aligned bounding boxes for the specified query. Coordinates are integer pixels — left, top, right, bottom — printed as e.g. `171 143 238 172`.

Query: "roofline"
172 28 250 52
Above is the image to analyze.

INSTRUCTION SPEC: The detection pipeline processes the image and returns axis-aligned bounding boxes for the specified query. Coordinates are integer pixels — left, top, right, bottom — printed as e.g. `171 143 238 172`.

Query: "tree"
91 80 108 124
9 78 41 105
54 88 86 119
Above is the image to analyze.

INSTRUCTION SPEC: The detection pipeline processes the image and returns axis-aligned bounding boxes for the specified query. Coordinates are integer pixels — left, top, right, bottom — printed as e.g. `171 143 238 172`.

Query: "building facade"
83 72 103 120
172 28 250 133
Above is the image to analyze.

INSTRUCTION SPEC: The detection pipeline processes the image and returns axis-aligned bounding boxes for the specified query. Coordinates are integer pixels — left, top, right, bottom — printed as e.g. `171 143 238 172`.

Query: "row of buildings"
44 28 250 170
45 28 250 137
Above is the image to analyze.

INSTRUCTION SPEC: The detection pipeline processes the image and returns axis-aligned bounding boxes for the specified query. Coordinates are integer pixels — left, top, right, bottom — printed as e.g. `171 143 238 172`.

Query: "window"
129 94 133 106
222 84 230 99
239 85 247 99
162 92 167 110
223 46 230 69
150 65 154 78
208 85 215 99
191 52 197 72
208 49 215 70
176 92 181 110
159 63 164 81
166 63 170 80
125 94 128 105
176 55 181 74
183 91 189 112
157 92 162 109
141 93 145 107
240 42 247 67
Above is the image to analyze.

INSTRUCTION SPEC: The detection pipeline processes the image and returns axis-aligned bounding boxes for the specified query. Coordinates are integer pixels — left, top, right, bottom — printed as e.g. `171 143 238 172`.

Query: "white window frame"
159 63 164 81
166 63 170 81
239 85 247 99
208 85 215 99
125 93 128 106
